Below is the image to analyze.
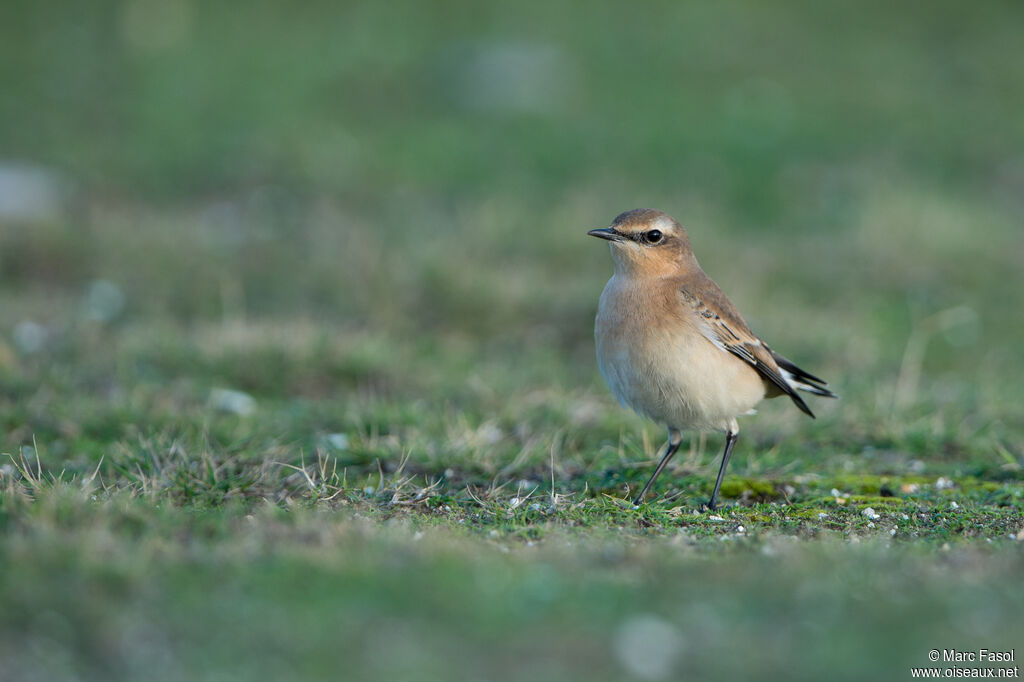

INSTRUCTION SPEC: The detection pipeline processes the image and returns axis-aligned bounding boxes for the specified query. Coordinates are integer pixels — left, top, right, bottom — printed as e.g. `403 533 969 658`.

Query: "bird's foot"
698 500 718 513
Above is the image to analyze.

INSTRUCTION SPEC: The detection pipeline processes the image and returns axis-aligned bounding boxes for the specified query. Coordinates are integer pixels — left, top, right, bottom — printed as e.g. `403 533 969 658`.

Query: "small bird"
589 208 836 510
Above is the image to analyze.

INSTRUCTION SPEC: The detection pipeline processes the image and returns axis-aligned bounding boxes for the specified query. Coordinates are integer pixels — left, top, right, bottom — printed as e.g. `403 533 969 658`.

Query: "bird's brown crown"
599 208 695 276
610 208 675 231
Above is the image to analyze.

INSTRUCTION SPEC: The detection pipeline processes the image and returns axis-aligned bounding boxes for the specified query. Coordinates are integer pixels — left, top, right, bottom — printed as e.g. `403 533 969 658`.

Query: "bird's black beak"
587 227 623 242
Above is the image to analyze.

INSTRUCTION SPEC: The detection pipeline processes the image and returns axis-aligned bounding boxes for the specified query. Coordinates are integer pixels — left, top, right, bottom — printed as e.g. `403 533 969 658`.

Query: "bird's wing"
677 280 816 418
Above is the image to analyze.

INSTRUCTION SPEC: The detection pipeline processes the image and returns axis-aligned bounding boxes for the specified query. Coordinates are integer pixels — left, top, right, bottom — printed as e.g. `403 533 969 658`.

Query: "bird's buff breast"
595 277 765 432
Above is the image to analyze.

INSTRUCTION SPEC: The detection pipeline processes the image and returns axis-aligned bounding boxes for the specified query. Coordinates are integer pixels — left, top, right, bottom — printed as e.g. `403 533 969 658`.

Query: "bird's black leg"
633 430 683 506
706 428 739 511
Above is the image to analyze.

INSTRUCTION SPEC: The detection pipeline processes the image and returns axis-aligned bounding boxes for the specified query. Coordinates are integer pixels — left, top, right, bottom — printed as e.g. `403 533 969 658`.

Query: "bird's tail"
772 352 838 399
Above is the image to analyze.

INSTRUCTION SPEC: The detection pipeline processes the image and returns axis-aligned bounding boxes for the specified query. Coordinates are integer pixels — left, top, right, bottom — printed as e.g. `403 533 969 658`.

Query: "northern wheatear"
589 208 836 509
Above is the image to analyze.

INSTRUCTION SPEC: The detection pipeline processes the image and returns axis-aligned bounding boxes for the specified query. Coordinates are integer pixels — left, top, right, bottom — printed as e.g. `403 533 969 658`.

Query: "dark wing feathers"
723 340 815 418
679 281 833 418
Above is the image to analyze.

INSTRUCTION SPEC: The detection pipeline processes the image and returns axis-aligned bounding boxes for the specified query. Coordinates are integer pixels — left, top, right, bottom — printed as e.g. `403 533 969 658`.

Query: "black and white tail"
771 351 838 400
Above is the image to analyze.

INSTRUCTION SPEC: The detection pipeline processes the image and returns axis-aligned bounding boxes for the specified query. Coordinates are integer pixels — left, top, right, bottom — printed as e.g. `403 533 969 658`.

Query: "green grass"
2 1 1024 680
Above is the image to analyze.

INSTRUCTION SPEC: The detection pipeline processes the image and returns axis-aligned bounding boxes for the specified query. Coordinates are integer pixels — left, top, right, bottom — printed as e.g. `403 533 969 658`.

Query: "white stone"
613 615 684 680
209 388 256 416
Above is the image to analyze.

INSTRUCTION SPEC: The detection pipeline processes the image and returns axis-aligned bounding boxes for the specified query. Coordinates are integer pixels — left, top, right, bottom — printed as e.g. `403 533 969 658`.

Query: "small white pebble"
950 501 959 510
84 280 126 322
936 477 955 490
901 514 909 521
13 320 48 354
736 525 745 533
443 505 451 511
209 388 256 416
817 512 828 519
708 515 725 522
867 521 875 528
613 615 683 679
830 488 841 497
509 497 522 509
363 486 375 495
479 423 504 445
890 527 897 536
862 507 880 520
530 502 541 511
325 433 350 450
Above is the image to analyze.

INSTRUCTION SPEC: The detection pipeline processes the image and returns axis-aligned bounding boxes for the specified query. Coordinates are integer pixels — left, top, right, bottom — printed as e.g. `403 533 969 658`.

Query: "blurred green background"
1 2 1023 681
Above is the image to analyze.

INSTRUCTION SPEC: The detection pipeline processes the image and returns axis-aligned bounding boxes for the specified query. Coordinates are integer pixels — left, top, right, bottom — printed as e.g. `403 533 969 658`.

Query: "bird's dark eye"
645 229 663 244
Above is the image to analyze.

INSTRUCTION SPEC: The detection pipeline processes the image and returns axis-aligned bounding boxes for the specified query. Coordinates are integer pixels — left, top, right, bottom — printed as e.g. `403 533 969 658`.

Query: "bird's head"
588 208 695 276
